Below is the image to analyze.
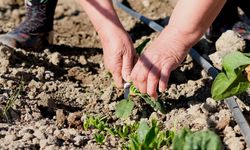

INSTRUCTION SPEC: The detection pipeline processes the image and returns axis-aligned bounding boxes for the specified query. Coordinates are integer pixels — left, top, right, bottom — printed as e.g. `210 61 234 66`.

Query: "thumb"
122 49 134 82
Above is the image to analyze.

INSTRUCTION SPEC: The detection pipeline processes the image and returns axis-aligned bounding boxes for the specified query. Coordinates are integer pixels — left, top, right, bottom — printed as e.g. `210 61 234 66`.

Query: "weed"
94 133 105 144
0 80 23 122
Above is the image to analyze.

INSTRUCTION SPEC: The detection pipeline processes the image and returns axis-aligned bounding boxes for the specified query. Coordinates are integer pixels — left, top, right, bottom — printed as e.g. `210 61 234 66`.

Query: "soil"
0 0 249 149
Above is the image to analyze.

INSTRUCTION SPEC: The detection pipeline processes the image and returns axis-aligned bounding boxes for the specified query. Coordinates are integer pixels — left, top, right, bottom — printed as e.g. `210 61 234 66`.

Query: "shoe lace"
13 4 47 33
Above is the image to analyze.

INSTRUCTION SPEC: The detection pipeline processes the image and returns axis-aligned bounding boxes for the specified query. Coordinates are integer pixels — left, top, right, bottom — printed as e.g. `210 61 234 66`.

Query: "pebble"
216 30 245 52
48 52 62 65
22 133 35 141
73 136 85 146
4 134 17 142
33 130 46 140
78 55 87 65
40 139 48 149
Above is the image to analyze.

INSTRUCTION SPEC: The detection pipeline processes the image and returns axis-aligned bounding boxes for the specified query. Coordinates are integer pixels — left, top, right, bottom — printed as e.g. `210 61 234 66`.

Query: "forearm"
79 0 125 38
162 0 226 49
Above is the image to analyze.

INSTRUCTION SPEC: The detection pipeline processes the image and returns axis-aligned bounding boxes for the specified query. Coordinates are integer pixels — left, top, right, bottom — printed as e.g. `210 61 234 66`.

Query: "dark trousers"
212 0 250 31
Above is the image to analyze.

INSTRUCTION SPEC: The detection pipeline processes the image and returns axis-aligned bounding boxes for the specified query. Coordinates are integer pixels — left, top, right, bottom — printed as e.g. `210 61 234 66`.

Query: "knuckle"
136 74 147 83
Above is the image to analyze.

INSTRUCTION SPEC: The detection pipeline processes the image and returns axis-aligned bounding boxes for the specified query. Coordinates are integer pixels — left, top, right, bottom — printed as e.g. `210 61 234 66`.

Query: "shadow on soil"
6 45 103 83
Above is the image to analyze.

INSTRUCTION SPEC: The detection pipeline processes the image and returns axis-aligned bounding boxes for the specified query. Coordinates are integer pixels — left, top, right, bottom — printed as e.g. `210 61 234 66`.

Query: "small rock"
33 130 46 140
200 103 216 114
23 133 35 141
37 92 55 108
216 30 245 52
40 139 48 149
0 44 13 59
0 59 9 75
44 145 59 150
216 110 231 130
44 70 54 80
48 52 62 65
4 134 17 142
78 55 87 65
234 125 241 135
67 112 82 128
53 129 63 139
142 0 150 7
100 85 114 103
35 67 45 80
224 137 245 150
28 80 42 92
209 52 223 70
56 109 66 128
73 136 85 146
216 116 230 130
223 126 236 138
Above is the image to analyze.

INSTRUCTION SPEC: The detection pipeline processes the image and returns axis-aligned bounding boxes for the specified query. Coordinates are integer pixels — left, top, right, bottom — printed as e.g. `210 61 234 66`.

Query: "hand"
100 29 135 88
131 30 189 98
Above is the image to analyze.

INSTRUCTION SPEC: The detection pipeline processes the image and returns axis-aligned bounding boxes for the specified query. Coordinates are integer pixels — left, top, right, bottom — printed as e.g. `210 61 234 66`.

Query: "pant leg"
212 0 239 32
237 0 250 18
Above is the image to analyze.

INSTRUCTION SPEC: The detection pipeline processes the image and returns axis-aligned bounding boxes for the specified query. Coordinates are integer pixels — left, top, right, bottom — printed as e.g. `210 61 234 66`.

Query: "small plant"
211 51 250 100
172 128 222 150
115 39 167 119
128 119 174 150
115 99 134 119
83 116 108 131
130 84 167 114
0 81 23 122
83 114 221 150
94 133 105 144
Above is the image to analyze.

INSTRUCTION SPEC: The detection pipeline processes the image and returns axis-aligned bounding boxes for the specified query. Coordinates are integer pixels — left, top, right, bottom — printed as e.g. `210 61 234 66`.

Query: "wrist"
161 25 202 50
98 26 128 43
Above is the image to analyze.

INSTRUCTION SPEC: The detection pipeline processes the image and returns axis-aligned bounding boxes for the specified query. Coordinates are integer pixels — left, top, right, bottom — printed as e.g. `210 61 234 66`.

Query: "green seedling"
1 81 23 122
212 51 250 100
94 133 105 144
83 114 221 150
116 124 130 139
115 39 166 119
128 120 174 150
115 99 134 119
172 128 222 150
83 116 108 131
130 84 167 114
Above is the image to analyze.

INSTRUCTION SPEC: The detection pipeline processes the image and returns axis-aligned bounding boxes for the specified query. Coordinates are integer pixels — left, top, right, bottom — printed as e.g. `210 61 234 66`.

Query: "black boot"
0 0 58 50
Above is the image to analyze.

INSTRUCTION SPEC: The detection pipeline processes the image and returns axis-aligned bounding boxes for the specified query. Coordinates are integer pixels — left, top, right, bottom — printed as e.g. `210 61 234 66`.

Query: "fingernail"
126 75 132 82
151 96 158 101
159 88 166 93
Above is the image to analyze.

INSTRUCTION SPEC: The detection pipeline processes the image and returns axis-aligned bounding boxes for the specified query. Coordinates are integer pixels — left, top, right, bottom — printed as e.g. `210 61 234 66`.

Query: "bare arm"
79 0 135 87
163 0 226 49
79 0 125 39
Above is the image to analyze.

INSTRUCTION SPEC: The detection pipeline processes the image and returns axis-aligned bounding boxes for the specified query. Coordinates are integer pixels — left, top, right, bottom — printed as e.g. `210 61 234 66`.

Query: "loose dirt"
0 0 249 149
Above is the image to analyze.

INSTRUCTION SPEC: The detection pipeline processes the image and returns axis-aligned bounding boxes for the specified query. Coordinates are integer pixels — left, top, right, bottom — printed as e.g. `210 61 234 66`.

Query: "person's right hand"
131 27 189 98
100 28 135 88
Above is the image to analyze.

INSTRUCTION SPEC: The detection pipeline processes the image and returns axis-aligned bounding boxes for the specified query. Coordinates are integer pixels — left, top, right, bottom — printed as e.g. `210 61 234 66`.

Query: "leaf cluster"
173 128 222 150
128 120 174 150
212 51 250 100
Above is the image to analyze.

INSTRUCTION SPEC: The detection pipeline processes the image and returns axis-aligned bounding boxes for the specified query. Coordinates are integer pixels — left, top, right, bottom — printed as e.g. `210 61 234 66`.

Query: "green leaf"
136 38 150 55
222 51 250 77
94 133 105 144
173 129 222 150
115 99 134 118
137 120 150 143
211 52 250 100
130 84 167 114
